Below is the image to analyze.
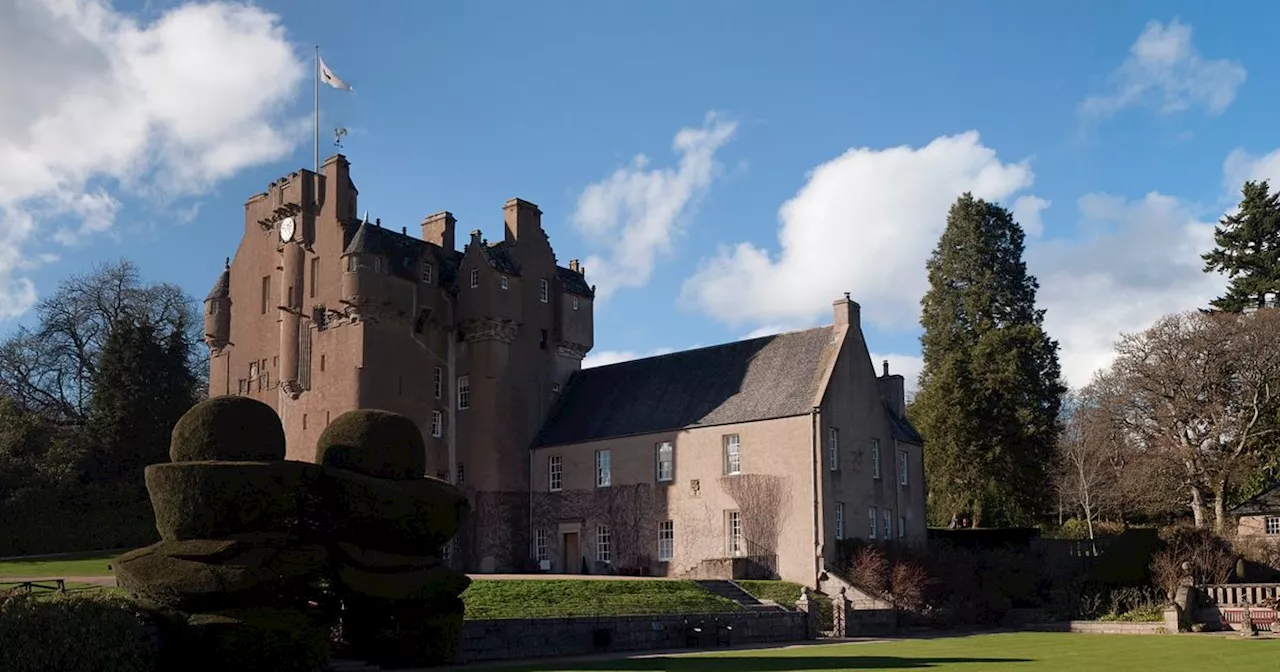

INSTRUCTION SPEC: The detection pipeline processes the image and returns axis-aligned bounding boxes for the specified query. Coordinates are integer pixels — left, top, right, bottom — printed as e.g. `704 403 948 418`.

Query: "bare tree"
1056 390 1111 540
0 260 205 422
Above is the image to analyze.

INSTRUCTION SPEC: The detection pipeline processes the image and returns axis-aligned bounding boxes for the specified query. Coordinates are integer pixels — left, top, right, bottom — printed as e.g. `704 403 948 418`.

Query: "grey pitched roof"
557 266 594 298
482 241 522 276
341 219 462 285
533 326 839 448
885 402 925 445
1231 484 1280 516
205 262 230 302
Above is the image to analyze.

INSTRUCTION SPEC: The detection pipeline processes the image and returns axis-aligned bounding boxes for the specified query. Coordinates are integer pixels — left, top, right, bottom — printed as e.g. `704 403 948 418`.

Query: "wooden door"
563 532 580 573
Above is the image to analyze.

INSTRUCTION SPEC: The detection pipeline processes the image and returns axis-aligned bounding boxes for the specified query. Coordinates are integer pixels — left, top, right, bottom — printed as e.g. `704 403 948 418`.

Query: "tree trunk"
1213 478 1228 535
1190 486 1206 528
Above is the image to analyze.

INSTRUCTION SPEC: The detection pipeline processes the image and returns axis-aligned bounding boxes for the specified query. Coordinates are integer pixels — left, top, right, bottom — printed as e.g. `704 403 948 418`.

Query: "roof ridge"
587 325 833 371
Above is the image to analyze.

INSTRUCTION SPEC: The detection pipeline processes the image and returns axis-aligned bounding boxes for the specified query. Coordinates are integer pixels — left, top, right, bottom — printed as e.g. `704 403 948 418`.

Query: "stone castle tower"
203 154 595 572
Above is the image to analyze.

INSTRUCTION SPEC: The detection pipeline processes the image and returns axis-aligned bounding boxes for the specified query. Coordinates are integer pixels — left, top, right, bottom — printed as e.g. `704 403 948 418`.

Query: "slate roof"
341 219 462 285
885 401 925 445
533 326 840 448
205 261 230 301
481 241 522 276
557 266 594 298
1231 483 1280 516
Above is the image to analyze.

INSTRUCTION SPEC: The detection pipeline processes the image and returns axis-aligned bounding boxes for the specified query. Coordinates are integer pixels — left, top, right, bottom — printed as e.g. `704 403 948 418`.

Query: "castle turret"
340 216 378 316
203 258 231 351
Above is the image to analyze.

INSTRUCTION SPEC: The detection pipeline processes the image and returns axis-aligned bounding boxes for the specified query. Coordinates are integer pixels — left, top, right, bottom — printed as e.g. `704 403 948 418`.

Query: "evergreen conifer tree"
1203 180 1280 312
911 193 1066 527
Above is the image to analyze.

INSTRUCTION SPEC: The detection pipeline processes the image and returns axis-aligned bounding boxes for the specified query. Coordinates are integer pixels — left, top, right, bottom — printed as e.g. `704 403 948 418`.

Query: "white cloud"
571 112 737 301
1223 146 1280 196
582 347 677 369
680 131 1037 332
0 0 306 317
1013 195 1051 238
1080 18 1246 119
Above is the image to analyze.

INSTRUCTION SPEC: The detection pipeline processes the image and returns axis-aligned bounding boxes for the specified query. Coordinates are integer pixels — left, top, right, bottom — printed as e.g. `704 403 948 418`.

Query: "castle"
205 154 926 586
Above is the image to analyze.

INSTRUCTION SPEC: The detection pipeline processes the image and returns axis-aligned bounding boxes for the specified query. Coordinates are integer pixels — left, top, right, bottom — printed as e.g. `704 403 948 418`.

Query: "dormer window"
422 263 433 285
540 278 549 303
470 268 479 288
500 275 509 290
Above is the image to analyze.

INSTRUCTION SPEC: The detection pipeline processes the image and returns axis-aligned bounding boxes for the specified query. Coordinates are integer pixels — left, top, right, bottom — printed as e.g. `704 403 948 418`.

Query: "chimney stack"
503 198 542 244
832 293 861 328
883 359 889 377
569 259 579 272
422 212 456 251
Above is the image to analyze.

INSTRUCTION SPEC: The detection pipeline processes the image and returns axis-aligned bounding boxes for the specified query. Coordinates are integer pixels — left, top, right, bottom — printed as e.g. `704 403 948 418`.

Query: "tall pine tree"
1203 180 1280 312
911 193 1066 528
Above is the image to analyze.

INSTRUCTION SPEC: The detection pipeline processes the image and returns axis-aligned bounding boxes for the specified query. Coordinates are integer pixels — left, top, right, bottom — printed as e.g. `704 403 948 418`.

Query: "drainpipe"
894 438 903 545
810 405 822 587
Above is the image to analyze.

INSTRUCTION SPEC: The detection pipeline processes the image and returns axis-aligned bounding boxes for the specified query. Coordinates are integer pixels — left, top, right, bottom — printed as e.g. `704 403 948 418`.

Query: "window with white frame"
835 502 845 540
899 515 906 538
868 506 878 539
457 375 470 409
1267 517 1280 535
829 427 839 471
596 525 611 563
422 263 433 285
572 296 579 311
883 509 893 540
723 434 741 475
726 510 743 556
535 528 548 563
549 455 562 492
655 441 674 482
433 367 442 399
431 410 442 438
596 449 611 488
500 275 508 290
658 520 674 561
540 278 549 303
872 439 882 479
898 450 908 486
469 268 479 288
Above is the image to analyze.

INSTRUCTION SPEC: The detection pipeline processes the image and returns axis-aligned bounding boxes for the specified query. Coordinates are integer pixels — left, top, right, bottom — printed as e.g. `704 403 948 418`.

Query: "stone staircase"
694 579 783 611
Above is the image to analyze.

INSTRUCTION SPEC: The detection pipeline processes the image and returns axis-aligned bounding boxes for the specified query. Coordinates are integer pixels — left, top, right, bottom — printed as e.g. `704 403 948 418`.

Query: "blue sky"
6 0 1280 390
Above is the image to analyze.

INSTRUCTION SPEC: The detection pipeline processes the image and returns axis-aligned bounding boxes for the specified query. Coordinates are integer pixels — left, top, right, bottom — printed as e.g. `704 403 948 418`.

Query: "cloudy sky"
5 0 1279 391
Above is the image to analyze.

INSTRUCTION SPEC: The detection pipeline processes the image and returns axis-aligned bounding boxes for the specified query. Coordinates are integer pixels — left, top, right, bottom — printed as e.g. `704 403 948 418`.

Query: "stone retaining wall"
455 611 809 664
1024 621 1168 635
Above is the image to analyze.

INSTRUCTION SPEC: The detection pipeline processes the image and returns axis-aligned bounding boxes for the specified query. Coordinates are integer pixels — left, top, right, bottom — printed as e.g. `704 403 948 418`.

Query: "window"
655 441 674 482
898 451 908 486
500 275 508 290
423 263 433 285
433 367 443 399
261 276 271 314
455 462 464 486
310 257 320 298
549 455 563 492
883 509 893 540
596 525 611 563
535 528 548 563
658 521 674 561
320 354 326 372
431 410 442 438
469 268 479 288
835 502 845 540
573 296 579 311
1267 517 1280 535
727 511 743 556
899 515 906 539
828 427 839 471
723 434 741 475
540 278 549 303
868 507 878 539
457 375 470 410
596 450 611 487
872 439 882 480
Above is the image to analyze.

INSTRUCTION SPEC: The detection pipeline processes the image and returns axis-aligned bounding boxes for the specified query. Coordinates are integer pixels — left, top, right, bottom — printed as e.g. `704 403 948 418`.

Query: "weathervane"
334 127 348 149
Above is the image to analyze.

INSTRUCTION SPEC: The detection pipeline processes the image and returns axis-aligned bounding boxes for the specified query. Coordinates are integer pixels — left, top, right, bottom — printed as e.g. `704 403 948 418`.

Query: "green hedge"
0 590 160 672
0 487 157 556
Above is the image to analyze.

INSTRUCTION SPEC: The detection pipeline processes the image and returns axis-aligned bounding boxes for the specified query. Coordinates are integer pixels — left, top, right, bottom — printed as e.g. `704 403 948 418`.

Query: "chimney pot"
375 218 381 227
569 259 579 272
883 359 889 377
401 226 407 235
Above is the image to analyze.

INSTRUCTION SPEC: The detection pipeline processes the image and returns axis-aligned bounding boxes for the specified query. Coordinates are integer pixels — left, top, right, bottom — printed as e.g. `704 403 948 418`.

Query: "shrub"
0 590 159 672
169 396 286 463
316 409 426 480
1150 526 1236 598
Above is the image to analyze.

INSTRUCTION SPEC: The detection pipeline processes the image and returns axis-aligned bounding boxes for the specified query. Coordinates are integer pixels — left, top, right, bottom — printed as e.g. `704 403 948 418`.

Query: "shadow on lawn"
515 655 1033 671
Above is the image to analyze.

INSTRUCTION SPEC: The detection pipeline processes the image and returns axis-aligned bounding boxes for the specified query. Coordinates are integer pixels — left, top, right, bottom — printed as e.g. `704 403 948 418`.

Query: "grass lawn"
492 632 1280 671
737 580 806 609
462 580 742 620
0 551 118 579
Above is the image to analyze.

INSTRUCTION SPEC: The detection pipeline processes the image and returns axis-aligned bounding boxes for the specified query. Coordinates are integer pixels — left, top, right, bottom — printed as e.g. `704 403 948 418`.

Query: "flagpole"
314 46 320 175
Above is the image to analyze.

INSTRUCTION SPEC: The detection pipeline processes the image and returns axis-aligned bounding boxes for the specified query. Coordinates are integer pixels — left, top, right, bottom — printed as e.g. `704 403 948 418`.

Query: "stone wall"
1024 621 1168 635
455 611 810 664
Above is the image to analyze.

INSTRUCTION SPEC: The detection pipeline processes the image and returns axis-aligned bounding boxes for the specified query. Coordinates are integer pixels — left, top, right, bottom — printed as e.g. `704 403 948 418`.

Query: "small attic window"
540 278 549 303
500 276 509 290
423 263 433 285
470 268 479 288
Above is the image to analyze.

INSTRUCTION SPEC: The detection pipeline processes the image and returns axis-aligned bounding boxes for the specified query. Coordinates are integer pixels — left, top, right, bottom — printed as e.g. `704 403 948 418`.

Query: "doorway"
562 532 580 573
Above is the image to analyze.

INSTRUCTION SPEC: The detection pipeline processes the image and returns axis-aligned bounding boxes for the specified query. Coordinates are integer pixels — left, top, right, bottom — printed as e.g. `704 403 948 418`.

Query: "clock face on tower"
279 216 296 243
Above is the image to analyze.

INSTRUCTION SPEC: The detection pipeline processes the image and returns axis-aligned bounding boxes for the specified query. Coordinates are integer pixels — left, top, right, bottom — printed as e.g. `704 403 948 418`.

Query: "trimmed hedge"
169 396 286 463
178 607 330 672
0 590 160 672
144 461 320 541
320 466 468 553
316 409 426 480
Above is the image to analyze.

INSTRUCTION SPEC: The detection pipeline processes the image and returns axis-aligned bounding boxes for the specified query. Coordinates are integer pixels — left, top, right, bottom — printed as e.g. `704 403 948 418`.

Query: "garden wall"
455 610 809 664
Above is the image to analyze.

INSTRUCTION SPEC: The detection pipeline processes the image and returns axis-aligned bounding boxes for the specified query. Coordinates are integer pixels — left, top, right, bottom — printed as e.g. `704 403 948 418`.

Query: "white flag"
319 54 353 92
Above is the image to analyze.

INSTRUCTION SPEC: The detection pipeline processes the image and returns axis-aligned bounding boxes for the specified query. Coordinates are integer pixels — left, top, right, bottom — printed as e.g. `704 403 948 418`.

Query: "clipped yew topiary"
320 466 468 553
170 395 287 463
0 591 161 672
145 461 320 541
336 563 471 602
179 607 330 672
316 409 426 480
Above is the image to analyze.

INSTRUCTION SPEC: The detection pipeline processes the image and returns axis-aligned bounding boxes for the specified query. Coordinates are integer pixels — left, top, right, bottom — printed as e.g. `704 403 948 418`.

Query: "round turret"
204 259 231 350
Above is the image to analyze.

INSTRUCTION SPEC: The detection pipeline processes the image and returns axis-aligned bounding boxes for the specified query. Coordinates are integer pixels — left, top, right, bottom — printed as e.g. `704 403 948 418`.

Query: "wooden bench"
0 579 67 594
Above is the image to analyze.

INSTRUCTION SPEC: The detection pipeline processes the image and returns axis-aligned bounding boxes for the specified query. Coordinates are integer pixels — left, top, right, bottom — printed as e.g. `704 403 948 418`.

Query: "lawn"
0 551 118 579
492 632 1280 671
462 580 741 620
737 580 806 610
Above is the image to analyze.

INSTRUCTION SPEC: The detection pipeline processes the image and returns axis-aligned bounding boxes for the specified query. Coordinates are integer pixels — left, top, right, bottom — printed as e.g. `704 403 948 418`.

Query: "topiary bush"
178 607 330 672
145 461 320 540
319 466 467 553
0 590 160 672
316 409 426 480
169 396 286 463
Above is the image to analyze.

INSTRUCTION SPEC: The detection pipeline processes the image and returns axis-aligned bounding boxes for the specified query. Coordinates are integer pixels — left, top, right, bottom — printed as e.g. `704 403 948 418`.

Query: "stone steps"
694 579 781 610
